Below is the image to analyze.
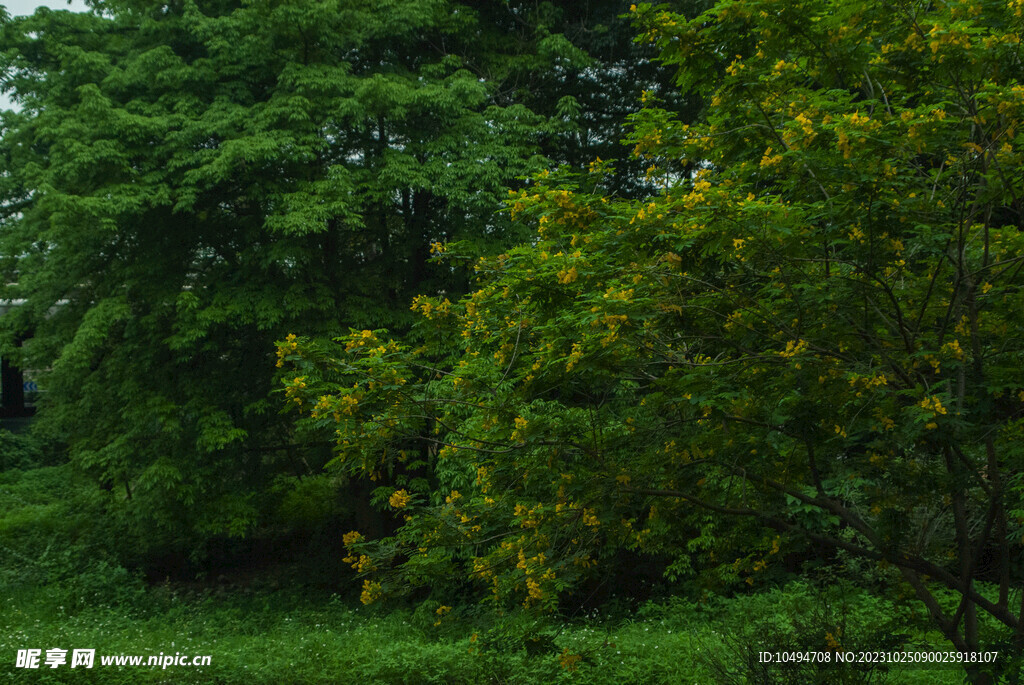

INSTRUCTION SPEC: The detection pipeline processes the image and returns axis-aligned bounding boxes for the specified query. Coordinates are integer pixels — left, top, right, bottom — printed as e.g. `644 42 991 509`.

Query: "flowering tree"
281 1 1024 679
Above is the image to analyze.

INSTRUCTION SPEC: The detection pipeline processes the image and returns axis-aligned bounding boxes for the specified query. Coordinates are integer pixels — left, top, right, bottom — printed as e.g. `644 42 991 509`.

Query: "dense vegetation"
3 0 1024 683
0 459 969 684
0 0 675 551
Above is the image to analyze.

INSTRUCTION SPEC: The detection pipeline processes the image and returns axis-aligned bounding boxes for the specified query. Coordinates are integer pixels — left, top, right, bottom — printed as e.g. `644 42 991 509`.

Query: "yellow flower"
836 130 852 158
794 112 815 137
557 266 578 284
360 580 382 605
389 489 412 509
779 339 808 358
565 341 584 371
759 146 783 168
342 530 363 546
919 396 948 415
941 339 965 360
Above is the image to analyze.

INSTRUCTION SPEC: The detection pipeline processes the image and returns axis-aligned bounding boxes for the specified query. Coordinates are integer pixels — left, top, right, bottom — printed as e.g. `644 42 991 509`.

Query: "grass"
1 574 970 684
0 463 978 684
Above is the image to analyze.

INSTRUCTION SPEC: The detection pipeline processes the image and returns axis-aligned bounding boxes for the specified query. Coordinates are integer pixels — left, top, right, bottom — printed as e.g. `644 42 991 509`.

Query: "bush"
0 429 45 470
0 464 143 612
692 581 935 685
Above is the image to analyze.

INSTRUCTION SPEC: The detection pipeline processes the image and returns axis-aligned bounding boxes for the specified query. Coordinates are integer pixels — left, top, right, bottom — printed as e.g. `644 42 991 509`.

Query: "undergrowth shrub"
692 581 925 684
0 429 46 470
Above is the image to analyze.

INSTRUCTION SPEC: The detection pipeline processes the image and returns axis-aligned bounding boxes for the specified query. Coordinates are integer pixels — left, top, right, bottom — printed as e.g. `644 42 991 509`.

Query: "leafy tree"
472 0 703 197
282 1 1024 680
0 0 650 550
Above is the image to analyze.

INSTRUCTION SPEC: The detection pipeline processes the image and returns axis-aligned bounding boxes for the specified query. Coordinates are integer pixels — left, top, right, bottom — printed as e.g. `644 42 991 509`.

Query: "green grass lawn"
1 586 970 684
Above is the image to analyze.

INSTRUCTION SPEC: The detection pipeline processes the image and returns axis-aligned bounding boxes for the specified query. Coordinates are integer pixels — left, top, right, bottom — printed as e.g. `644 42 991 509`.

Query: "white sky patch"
4 0 88 16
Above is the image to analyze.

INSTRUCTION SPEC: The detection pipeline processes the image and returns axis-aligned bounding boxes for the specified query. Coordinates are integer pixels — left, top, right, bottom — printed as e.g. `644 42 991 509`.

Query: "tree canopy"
0 0 671 547
280 1 1024 679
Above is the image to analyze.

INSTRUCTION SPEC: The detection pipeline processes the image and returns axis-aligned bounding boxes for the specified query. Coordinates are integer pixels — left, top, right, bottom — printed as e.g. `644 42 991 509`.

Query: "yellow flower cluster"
877 415 895 431
557 266 578 284
779 339 808 358
345 554 374 572
514 502 542 528
849 374 888 390
343 329 380 352
410 295 452 320
786 112 816 148
836 130 852 159
919 396 947 429
360 580 381 605
509 416 529 441
284 376 307 405
794 107 821 140
928 24 973 56
565 342 584 372
603 287 634 301
941 339 965 360
275 333 299 367
472 557 492 580
337 394 359 416
919 396 948 415
760 146 783 168
389 489 412 508
433 605 452 627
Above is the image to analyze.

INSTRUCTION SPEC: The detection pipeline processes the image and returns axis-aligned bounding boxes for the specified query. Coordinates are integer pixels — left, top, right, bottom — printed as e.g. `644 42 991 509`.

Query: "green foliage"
0 462 961 684
695 581 913 684
0 0 668 549
0 429 46 470
281 1 1024 679
1 578 967 684
0 464 146 612
274 473 347 529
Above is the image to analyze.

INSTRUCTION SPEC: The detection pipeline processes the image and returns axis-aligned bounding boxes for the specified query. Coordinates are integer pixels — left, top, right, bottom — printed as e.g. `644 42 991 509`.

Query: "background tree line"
0 0 685 558
4 1 1024 682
